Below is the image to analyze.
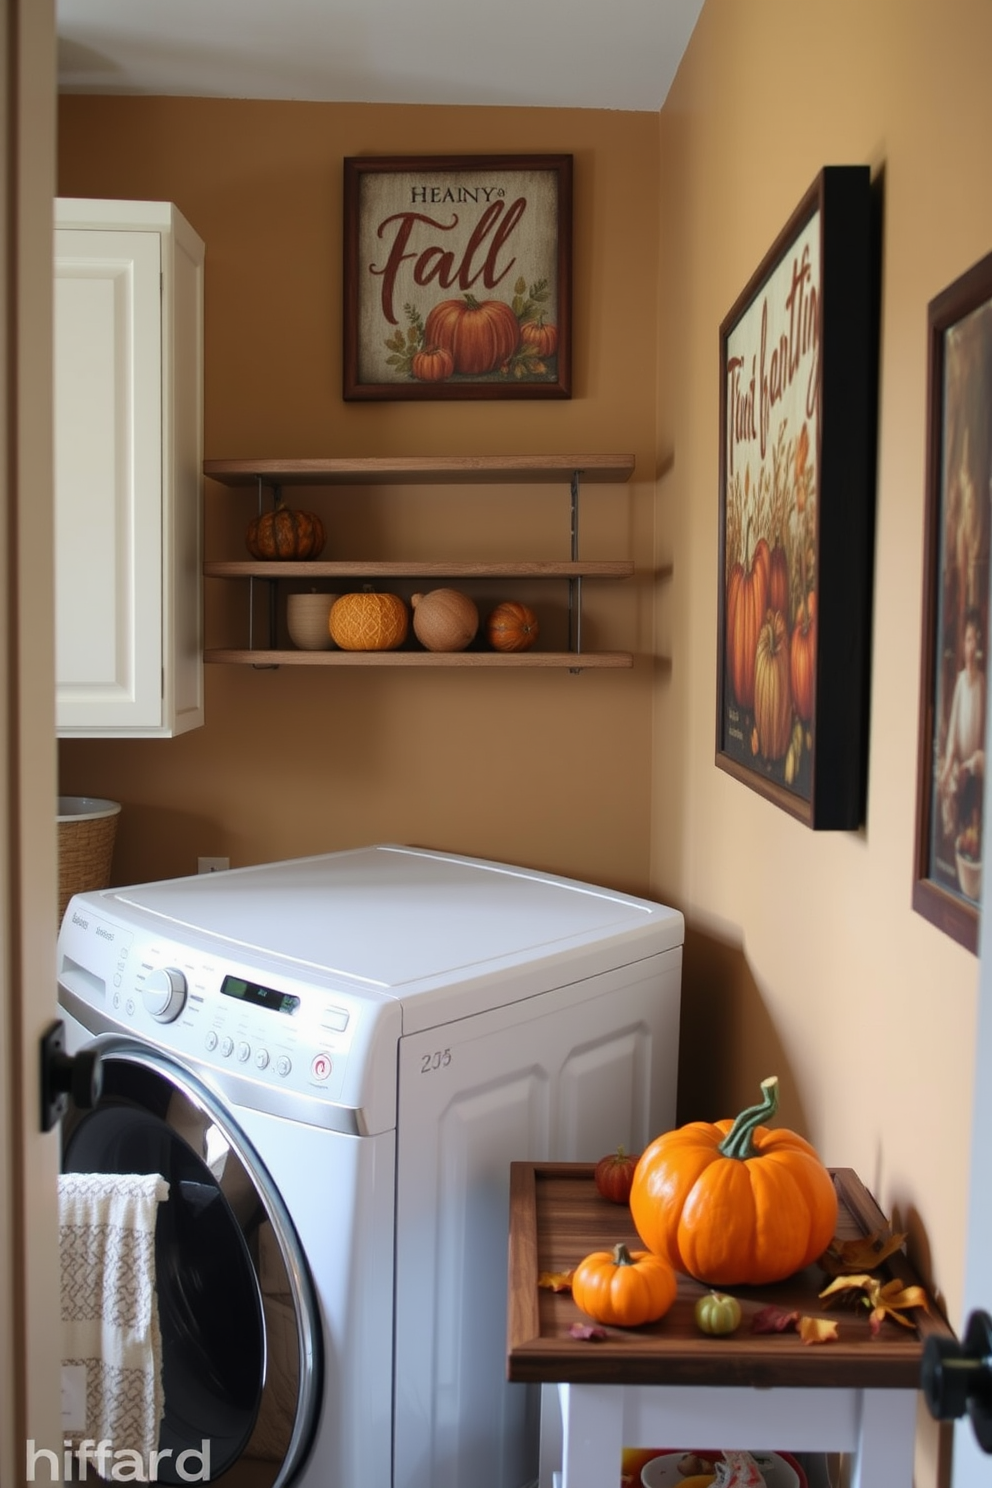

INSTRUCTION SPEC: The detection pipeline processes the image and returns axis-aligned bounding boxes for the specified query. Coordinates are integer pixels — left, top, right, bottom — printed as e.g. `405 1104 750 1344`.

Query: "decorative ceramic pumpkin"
246 503 325 560
486 601 539 653
790 591 817 723
411 346 454 383
411 588 479 652
571 1242 677 1328
423 295 520 376
753 608 793 760
725 533 769 710
329 592 408 651
520 318 559 358
629 1076 838 1287
594 1147 639 1205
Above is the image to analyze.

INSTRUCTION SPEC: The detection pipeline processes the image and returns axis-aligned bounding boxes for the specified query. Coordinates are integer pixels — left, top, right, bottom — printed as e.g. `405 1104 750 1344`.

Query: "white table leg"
558 1384 624 1488
848 1390 917 1488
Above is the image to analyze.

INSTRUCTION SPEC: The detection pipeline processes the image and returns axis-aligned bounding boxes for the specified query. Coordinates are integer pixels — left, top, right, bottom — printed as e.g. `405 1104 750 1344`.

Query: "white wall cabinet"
54 199 205 736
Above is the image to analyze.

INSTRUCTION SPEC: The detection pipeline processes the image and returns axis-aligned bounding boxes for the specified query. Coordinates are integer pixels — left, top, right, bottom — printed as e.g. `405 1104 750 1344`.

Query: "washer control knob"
141 967 187 1023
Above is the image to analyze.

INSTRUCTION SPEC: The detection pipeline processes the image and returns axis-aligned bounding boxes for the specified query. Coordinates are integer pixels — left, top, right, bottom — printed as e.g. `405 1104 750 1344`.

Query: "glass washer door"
61 1036 321 1487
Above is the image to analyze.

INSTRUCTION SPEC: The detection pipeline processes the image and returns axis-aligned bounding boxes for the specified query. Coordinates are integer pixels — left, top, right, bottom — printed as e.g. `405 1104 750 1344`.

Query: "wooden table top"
507 1163 955 1389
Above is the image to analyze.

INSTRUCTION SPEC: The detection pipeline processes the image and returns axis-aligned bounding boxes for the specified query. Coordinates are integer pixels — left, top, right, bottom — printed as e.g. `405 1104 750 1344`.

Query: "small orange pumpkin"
246 503 325 560
571 1242 677 1328
329 592 408 651
519 318 559 358
486 601 539 653
411 346 454 383
790 591 817 724
629 1076 838 1287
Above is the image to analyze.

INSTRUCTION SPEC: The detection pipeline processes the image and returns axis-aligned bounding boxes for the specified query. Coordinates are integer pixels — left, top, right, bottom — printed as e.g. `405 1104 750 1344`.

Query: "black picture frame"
343 153 572 401
715 165 876 829
912 249 992 953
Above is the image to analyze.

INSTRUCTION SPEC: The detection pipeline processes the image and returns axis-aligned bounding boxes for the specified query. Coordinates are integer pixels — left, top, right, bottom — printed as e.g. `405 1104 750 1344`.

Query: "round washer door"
62 1037 321 1486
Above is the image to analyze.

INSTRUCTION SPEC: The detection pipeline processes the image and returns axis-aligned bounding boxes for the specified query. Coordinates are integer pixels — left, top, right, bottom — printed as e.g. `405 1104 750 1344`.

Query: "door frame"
0 0 63 1482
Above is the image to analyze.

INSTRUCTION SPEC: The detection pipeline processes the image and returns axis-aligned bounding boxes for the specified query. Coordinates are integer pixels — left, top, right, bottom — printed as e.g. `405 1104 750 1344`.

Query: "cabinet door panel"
55 228 163 729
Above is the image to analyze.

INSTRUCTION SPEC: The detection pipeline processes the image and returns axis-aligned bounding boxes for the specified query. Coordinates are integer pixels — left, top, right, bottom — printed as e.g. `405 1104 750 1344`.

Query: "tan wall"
57 102 661 897
58 7 992 1477
658 2 992 1480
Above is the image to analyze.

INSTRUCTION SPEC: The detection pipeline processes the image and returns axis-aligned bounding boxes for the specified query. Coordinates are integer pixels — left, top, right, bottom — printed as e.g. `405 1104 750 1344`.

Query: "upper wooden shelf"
203 454 636 486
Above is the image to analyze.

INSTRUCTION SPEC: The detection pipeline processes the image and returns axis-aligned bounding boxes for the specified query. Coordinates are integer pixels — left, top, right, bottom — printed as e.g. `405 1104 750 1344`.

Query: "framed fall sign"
715 166 876 829
913 249 992 953
342 153 571 400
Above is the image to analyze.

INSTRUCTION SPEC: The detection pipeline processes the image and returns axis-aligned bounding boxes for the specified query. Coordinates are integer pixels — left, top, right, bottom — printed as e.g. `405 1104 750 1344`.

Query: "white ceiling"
56 0 704 113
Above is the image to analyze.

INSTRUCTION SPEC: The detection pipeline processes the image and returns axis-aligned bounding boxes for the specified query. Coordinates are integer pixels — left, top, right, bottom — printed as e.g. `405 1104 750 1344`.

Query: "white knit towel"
59 1171 170 1464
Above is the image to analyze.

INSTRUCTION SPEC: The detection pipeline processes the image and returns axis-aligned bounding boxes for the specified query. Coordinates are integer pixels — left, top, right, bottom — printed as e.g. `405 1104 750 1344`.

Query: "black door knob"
40 1019 103 1132
922 1309 992 1453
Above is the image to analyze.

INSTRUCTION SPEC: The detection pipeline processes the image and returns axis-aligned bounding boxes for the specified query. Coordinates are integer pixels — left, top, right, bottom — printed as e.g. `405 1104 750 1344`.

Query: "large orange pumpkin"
790 591 817 724
725 535 769 710
753 608 793 760
423 295 520 375
629 1076 838 1287
329 592 408 651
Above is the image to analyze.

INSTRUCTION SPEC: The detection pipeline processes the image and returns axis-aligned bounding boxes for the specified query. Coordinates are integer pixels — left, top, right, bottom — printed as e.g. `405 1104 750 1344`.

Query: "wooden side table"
507 1164 955 1488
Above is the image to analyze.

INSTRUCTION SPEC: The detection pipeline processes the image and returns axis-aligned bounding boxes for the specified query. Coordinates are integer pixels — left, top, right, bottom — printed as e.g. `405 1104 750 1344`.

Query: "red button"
311 1052 332 1081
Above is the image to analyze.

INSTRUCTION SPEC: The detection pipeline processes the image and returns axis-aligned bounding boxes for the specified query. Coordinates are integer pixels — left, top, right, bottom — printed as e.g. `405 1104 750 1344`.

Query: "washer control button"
141 966 188 1023
310 1052 332 1082
204 1031 218 1052
254 1048 270 1070
275 1056 292 1078
220 1036 234 1057
236 1041 251 1063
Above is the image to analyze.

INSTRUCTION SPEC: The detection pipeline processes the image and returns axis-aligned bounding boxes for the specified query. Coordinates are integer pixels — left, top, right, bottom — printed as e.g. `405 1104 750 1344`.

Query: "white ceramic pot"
286 592 338 650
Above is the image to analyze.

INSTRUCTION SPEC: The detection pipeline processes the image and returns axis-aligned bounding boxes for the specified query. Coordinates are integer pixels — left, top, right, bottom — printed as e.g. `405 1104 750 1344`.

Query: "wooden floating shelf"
203 453 636 486
204 649 633 670
204 560 634 580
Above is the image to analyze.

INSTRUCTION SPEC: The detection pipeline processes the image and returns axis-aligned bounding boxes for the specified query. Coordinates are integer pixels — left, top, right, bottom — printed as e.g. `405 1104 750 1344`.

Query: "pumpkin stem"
611 1242 636 1267
717 1075 779 1161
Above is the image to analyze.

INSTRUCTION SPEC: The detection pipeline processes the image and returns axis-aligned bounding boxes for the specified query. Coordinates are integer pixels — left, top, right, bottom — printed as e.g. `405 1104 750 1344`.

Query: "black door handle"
40 1019 103 1132
922 1309 992 1453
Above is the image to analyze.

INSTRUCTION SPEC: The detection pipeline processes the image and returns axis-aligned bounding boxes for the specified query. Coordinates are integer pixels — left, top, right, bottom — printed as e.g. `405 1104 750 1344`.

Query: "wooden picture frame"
715 166 876 829
342 153 572 401
913 250 992 953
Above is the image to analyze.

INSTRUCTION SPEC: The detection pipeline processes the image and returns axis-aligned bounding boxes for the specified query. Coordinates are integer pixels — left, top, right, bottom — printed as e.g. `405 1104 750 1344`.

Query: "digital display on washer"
221 974 300 1016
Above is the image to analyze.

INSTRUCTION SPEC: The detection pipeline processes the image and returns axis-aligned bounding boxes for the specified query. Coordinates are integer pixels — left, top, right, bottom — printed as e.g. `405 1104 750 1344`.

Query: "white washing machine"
56 843 683 1488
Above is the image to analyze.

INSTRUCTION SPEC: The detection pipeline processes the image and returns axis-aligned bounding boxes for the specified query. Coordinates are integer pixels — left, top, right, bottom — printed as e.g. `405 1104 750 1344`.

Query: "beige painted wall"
57 102 660 897
658 2 992 1479
57 6 992 1478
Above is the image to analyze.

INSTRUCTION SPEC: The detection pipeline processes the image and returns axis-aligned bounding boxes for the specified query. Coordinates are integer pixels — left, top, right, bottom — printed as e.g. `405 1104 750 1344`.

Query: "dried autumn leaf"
820 1229 908 1276
798 1315 839 1345
537 1270 573 1293
751 1305 800 1334
819 1273 930 1335
569 1322 608 1341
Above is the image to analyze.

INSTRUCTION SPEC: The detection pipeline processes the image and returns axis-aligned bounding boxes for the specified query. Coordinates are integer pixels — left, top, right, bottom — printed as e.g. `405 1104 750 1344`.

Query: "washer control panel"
57 902 366 1105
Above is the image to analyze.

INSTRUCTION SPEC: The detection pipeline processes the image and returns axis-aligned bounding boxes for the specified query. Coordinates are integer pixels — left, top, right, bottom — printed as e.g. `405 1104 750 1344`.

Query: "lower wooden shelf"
204 648 633 669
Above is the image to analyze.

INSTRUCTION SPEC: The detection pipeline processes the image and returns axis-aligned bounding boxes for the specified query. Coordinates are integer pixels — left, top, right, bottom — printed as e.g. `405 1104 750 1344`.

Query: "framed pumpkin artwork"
715 165 877 829
343 153 571 400
913 249 992 953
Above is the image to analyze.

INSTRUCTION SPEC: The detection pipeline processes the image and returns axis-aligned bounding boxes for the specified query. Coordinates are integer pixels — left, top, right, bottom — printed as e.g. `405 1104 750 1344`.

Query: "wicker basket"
57 797 121 924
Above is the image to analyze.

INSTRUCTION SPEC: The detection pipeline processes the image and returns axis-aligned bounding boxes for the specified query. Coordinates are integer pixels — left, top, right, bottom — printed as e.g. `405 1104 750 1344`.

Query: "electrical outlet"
198 856 229 874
